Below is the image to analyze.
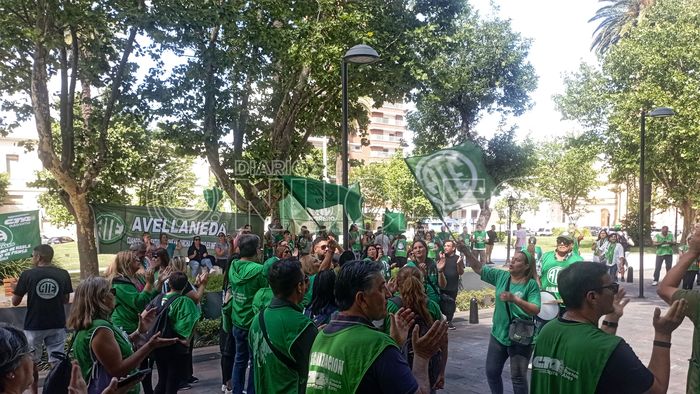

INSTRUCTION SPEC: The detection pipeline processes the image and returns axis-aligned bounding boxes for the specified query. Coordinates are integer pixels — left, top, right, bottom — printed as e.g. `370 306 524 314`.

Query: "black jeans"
220 327 235 387
442 289 458 322
153 346 188 394
653 254 673 281
683 271 697 290
485 335 532 394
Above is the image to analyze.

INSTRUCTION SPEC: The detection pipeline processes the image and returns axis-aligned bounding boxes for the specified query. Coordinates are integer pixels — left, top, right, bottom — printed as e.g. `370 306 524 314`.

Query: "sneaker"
178 383 192 391
652 281 658 286
188 376 199 384
447 321 456 330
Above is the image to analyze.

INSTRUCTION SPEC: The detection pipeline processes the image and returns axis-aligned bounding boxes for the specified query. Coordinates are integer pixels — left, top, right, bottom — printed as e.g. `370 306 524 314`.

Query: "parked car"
48 236 75 244
536 228 553 236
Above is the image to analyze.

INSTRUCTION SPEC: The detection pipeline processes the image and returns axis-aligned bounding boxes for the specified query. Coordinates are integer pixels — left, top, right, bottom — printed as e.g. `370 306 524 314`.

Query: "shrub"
194 318 221 347
205 273 225 292
455 288 496 311
0 259 31 280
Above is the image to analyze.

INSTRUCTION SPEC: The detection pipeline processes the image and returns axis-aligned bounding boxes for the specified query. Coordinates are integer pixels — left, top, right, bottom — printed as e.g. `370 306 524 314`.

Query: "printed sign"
0 210 41 263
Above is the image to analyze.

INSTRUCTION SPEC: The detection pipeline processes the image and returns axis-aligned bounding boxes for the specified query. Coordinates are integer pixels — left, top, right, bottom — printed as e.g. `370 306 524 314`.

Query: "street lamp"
342 44 380 247
506 196 516 262
638 106 675 298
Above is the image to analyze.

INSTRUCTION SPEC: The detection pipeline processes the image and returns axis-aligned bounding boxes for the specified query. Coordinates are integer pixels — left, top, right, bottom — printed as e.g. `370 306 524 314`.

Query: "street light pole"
341 45 379 248
506 196 515 263
638 107 675 298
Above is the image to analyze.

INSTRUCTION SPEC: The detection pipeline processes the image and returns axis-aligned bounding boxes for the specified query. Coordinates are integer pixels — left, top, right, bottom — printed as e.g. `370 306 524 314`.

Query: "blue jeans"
189 257 214 277
485 335 532 394
231 327 254 394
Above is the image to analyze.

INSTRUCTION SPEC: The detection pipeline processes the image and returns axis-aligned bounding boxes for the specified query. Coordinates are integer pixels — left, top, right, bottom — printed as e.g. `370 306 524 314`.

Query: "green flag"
404 141 495 217
0 210 41 263
203 187 223 211
279 195 344 235
281 176 363 223
382 211 406 235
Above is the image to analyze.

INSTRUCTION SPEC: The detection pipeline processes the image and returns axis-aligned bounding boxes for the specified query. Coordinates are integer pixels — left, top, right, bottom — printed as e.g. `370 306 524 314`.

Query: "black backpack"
42 335 75 394
389 296 442 385
146 293 187 353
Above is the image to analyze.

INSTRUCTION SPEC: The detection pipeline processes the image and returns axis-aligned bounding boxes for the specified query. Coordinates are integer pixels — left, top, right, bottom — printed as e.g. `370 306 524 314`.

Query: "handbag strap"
504 277 514 322
258 308 299 373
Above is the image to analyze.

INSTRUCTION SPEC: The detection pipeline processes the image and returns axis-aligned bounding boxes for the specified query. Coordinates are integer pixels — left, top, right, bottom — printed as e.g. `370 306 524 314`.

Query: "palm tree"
589 0 655 56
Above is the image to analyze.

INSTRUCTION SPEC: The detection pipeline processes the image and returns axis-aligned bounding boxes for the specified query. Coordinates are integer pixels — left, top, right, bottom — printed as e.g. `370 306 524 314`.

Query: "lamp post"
506 196 516 263
638 107 675 298
341 44 380 248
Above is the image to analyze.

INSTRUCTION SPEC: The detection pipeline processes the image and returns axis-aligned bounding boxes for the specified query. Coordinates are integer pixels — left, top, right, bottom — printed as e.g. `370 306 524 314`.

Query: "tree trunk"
679 201 696 242
476 198 492 228
69 192 99 278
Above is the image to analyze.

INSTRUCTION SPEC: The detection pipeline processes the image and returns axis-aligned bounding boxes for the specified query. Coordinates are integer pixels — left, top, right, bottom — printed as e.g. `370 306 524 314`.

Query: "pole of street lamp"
638 111 646 298
341 61 349 249
506 204 513 263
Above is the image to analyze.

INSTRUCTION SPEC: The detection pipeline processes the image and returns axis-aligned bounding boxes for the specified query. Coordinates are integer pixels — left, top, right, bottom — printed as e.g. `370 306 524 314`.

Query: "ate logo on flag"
414 149 487 212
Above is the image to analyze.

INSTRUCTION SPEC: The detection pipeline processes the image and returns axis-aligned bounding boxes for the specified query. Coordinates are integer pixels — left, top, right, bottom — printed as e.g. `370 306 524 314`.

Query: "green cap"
556 234 574 244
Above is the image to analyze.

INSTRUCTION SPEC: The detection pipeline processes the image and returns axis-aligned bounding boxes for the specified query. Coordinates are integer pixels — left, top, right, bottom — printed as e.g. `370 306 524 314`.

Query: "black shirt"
487 230 497 245
443 254 461 292
187 244 208 260
14 265 73 330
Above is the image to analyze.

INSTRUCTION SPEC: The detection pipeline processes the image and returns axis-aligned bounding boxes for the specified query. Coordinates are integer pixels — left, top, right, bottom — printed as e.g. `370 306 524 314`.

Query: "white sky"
468 0 600 142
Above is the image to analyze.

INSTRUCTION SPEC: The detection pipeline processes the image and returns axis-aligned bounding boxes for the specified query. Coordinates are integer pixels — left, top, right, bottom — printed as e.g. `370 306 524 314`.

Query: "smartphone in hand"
118 368 151 388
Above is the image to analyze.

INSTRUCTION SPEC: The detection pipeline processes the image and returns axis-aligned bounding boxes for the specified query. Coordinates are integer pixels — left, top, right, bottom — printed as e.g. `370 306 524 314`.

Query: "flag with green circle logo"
404 141 495 217
0 210 41 263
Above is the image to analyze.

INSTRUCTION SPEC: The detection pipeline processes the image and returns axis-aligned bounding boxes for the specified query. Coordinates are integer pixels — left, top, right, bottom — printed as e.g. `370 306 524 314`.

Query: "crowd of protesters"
4 219 700 394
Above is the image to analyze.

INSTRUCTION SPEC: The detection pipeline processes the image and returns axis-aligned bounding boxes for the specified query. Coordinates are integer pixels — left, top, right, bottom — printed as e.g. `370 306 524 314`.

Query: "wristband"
601 320 618 328
653 340 671 348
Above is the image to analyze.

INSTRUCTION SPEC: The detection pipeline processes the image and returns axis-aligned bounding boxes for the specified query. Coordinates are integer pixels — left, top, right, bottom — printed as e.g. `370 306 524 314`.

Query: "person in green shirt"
149 271 202 394
67 276 177 394
307 260 447 394
349 224 362 255
392 234 409 268
523 236 543 269
676 237 699 290
250 259 317 394
437 226 451 253
538 235 583 302
252 247 286 314
652 225 675 286
465 247 540 394
533 261 686 394
459 226 471 250
375 245 393 281
228 234 267 394
659 228 700 393
471 224 488 264
424 232 439 260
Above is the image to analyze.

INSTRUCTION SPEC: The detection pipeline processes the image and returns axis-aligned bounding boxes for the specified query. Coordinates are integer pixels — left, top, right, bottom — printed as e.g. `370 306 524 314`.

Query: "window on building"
5 154 18 178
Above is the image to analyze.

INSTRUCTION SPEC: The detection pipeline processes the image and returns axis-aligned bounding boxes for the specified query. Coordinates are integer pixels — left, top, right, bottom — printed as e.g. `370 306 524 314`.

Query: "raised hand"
437 253 446 271
68 361 87 394
499 291 515 302
138 307 158 334
412 320 448 360
390 307 416 347
606 286 630 320
146 331 179 350
653 298 688 337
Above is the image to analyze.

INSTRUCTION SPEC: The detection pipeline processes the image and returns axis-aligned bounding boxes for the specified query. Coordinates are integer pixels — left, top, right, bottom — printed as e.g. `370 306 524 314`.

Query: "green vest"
73 319 138 394
350 231 361 252
302 274 316 308
427 241 438 259
307 323 397 393
656 233 674 256
460 232 471 248
539 251 583 300
249 302 315 394
395 239 408 257
531 319 620 394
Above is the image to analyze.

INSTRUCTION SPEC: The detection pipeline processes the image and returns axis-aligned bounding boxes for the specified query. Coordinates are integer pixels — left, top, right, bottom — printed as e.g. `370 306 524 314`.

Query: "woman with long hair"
376 244 392 280
67 277 175 394
593 229 609 264
467 249 541 394
386 266 448 392
308 269 339 327
362 244 378 262
406 240 446 305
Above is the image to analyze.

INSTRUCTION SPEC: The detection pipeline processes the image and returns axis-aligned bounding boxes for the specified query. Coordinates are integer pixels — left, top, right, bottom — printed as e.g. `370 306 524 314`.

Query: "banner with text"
0 210 41 263
93 204 264 254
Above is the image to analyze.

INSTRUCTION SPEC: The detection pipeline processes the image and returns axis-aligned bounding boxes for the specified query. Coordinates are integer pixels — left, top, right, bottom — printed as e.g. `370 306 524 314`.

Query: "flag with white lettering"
404 142 495 217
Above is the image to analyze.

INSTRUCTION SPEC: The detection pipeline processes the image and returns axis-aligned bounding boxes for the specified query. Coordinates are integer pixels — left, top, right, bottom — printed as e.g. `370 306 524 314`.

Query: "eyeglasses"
592 282 619 294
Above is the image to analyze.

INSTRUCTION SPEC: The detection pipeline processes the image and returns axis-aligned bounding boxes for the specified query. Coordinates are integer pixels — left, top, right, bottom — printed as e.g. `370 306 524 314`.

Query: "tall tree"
559 0 700 242
0 0 146 276
589 0 655 56
142 0 465 219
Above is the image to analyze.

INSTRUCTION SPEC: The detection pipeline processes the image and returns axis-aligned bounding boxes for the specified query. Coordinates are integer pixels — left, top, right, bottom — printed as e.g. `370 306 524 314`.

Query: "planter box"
3 278 17 297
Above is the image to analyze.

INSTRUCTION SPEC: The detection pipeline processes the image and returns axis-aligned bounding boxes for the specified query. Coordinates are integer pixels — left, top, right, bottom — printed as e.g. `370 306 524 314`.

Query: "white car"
536 228 553 236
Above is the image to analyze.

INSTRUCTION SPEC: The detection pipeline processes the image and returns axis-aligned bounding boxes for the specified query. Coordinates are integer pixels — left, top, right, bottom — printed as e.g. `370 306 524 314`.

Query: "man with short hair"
12 244 73 394
228 234 267 394
471 224 488 264
652 225 675 286
531 261 686 393
539 235 583 301
486 225 497 264
306 260 448 393
442 240 463 330
249 259 317 393
513 223 527 251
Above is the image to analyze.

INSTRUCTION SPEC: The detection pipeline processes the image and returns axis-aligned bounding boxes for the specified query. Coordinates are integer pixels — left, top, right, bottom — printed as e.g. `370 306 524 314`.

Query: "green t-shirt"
539 251 583 301
405 260 441 304
162 293 201 338
521 245 543 262
394 239 408 257
473 230 487 250
480 266 541 346
307 323 398 393
249 300 316 394
672 289 700 393
110 277 159 333
73 319 139 394
460 232 471 248
350 231 362 252
531 319 621 394
655 233 674 256
383 296 442 334
426 241 438 259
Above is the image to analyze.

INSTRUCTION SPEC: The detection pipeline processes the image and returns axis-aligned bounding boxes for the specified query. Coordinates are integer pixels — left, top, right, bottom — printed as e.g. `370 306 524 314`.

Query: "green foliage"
350 151 433 220
0 259 31 279
494 194 540 224
455 287 496 311
0 173 8 205
204 273 226 292
194 318 221 347
532 135 601 223
589 0 651 56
